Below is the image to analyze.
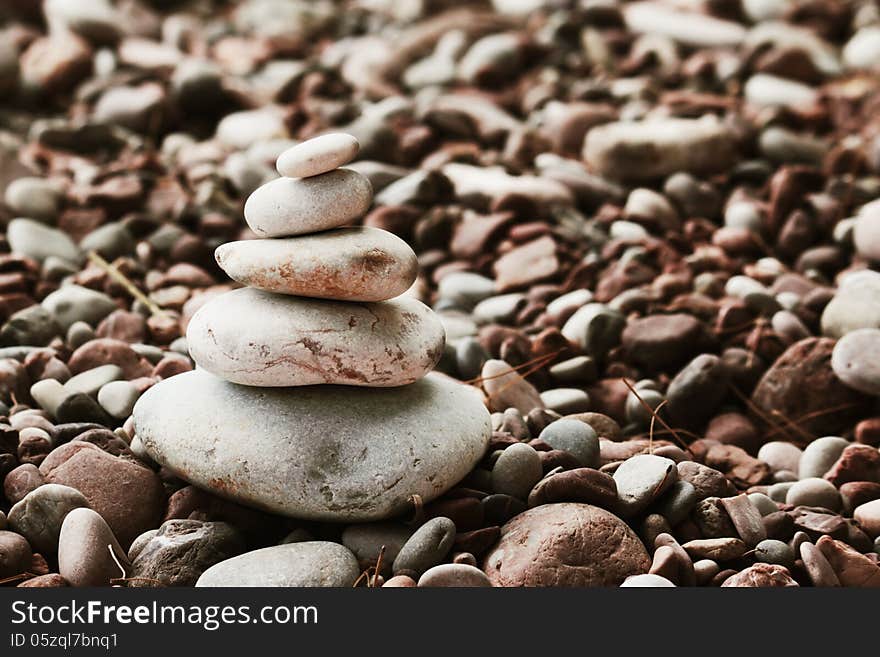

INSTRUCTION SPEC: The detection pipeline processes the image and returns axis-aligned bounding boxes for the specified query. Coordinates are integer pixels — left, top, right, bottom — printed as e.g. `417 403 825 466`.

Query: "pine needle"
622 378 692 456
88 251 166 317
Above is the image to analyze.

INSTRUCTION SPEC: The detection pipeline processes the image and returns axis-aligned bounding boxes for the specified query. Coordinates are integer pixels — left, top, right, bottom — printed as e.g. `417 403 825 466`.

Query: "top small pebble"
276 133 360 179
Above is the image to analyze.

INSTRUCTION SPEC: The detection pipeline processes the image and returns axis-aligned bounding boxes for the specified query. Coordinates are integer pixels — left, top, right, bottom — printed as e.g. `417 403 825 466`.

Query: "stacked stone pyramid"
133 134 490 521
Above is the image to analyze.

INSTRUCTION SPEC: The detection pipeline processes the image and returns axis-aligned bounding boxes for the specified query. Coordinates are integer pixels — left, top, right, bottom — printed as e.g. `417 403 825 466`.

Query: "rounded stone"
844 26 880 69
0 530 32 579
454 337 489 381
63 364 123 396
799 541 840 587
821 270 880 338
665 354 729 427
560 303 625 360
758 441 803 474
621 313 710 372
418 563 491 587
548 356 598 386
613 454 678 517
854 499 880 538
134 369 490 521
676 461 737 500
7 218 83 265
97 380 140 419
693 559 720 585
527 467 618 509
244 170 373 238
41 285 118 331
392 517 456 577
437 272 496 309
537 419 599 467
767 481 796 503
276 133 359 178
341 522 412 576
786 478 842 512
582 116 737 181
831 329 880 395
491 442 543 500
196 542 359 587
80 223 135 260
187 287 444 387
1 306 62 347
620 573 675 587
483 503 650 586
655 480 699 526
4 177 62 223
383 575 417 587
755 539 795 568
472 293 525 325
481 359 544 415
4 464 45 504
8 483 90 555
40 443 165 548
751 338 871 436
748 492 779 517
854 208 880 261
539 388 590 415
624 388 665 427
215 227 417 302
799 436 850 479
58 508 130 587
215 107 287 149
128 530 158 562
720 563 799 587
682 537 748 562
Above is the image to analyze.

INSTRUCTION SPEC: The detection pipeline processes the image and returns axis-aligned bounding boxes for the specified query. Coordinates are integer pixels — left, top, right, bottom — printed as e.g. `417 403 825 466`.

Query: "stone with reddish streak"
187 288 444 387
215 227 417 302
720 563 799 587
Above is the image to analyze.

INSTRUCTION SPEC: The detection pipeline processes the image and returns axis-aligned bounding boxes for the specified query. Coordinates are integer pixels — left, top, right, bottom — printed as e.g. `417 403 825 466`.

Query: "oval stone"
196 542 359 587
133 369 490 521
276 133 360 178
214 227 417 301
244 169 373 237
187 287 445 387
418 563 492 587
483 503 650 586
831 328 880 396
58 508 130 588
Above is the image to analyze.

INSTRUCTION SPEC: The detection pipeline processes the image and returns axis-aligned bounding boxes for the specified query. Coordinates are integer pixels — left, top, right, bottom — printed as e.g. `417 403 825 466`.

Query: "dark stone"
129 519 245 587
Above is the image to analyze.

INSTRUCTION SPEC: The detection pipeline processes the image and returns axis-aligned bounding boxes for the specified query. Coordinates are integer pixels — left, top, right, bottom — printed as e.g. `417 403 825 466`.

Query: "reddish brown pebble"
484 503 649 587
18 574 67 588
720 563 799 587
383 575 417 588
816 536 880 587
824 445 880 487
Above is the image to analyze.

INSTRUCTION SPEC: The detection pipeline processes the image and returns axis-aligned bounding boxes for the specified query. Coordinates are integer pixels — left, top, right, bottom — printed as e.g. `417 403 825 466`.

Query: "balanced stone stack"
133 133 490 525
